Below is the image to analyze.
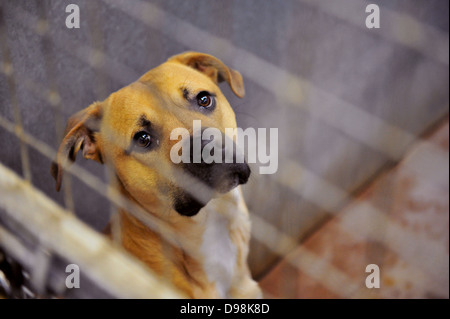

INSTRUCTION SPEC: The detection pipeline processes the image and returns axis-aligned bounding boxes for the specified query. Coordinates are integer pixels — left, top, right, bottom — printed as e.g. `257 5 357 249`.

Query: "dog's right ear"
50 102 103 192
167 52 245 98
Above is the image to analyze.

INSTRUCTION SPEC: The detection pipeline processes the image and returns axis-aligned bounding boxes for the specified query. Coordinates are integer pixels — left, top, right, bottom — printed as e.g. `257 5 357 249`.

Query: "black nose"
183 130 251 193
234 162 251 184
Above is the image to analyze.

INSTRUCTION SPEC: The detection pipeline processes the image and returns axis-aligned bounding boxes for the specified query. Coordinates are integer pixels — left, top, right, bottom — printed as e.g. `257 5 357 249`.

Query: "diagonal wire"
0 5 32 183
0 107 365 297
36 1 75 214
101 0 448 163
298 0 449 66
0 1 446 298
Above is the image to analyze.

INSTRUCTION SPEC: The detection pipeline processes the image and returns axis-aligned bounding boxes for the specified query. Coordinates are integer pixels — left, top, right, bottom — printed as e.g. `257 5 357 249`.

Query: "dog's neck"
116 186 248 298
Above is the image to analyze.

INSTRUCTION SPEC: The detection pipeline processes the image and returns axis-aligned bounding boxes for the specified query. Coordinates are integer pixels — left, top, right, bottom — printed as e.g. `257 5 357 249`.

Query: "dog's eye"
133 131 152 148
196 91 214 108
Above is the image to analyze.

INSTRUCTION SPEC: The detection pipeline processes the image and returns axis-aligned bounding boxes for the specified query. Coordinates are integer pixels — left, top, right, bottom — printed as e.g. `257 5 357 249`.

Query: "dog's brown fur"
51 52 262 298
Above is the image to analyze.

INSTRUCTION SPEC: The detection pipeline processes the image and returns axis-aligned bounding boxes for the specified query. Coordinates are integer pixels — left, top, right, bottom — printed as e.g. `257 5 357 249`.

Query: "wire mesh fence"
0 0 448 299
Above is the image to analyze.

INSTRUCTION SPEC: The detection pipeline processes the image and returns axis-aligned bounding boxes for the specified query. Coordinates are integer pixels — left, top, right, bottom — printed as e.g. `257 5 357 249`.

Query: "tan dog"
50 52 262 299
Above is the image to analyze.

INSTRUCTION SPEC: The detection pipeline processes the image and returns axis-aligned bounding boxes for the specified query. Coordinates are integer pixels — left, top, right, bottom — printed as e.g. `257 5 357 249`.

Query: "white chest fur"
198 188 245 298
201 209 236 298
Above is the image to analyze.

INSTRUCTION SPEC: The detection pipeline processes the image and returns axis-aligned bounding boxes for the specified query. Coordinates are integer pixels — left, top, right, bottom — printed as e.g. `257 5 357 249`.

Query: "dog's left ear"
168 51 245 98
50 102 103 192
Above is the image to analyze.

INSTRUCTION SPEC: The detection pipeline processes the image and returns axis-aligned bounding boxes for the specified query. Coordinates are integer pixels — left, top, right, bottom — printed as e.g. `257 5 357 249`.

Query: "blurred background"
0 0 448 298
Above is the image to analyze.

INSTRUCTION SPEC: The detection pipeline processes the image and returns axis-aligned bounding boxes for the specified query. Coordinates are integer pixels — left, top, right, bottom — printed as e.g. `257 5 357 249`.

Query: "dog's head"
51 52 250 217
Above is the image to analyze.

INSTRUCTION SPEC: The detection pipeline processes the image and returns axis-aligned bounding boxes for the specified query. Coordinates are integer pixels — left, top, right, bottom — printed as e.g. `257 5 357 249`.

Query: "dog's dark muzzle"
184 159 251 194
174 129 251 216
184 130 250 192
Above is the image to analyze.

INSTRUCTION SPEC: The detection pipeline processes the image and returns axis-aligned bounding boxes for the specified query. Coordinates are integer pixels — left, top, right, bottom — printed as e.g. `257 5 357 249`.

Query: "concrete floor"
260 118 449 299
